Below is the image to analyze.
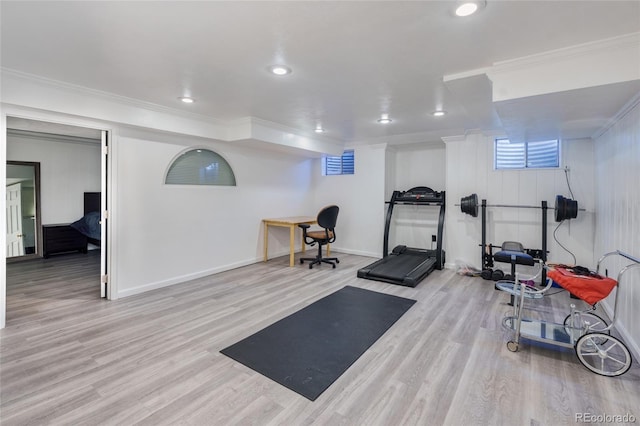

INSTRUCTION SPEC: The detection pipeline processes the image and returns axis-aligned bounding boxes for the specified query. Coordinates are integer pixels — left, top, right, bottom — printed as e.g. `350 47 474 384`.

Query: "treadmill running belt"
365 251 437 287
367 252 427 280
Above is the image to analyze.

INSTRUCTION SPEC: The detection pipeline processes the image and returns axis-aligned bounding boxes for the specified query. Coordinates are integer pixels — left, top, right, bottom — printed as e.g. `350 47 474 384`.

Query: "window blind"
495 138 559 170
527 139 559 168
325 150 354 175
165 149 236 185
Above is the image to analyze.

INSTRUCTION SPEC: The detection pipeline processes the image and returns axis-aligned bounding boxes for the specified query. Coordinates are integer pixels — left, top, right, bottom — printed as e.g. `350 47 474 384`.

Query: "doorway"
4 117 111 317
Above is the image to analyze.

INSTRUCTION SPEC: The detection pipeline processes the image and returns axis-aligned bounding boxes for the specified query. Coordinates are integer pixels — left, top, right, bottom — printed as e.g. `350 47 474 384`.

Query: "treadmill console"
393 186 444 204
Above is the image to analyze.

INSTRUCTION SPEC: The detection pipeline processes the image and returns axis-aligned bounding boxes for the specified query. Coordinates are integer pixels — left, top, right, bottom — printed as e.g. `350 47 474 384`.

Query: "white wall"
311 142 447 258
7 133 101 224
594 99 640 359
312 144 387 258
389 143 446 251
113 129 315 297
393 143 446 191
444 133 595 272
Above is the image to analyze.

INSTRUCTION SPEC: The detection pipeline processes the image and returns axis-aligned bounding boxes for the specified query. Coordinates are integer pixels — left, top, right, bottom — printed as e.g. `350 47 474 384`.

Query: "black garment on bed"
70 211 101 240
220 285 416 401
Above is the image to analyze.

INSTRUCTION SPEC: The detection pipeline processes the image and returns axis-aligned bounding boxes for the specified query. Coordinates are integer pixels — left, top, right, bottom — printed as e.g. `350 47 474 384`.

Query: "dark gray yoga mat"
221 285 416 400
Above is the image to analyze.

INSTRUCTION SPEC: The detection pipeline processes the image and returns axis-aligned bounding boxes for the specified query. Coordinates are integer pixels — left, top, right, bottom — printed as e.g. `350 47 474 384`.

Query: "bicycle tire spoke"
605 354 627 366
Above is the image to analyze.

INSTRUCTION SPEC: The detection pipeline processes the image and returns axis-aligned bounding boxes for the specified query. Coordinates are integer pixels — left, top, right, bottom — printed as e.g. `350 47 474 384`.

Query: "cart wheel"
575 333 632 377
507 341 519 352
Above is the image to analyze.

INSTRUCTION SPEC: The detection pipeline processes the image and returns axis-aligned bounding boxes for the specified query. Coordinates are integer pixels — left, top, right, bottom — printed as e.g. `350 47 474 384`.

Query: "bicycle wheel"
575 333 632 377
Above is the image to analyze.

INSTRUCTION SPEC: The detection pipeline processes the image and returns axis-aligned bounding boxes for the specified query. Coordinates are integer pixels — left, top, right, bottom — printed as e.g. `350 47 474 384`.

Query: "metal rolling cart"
497 250 639 377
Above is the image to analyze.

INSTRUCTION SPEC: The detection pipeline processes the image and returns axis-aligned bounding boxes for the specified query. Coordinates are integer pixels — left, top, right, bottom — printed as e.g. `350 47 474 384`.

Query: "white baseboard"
330 247 379 259
117 256 265 298
117 248 379 299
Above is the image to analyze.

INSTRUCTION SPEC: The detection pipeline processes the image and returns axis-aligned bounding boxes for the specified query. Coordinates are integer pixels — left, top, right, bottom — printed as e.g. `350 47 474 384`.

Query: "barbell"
457 193 582 222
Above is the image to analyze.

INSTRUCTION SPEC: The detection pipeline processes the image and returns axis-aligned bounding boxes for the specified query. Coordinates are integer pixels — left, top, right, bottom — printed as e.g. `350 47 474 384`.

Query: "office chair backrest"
317 205 339 230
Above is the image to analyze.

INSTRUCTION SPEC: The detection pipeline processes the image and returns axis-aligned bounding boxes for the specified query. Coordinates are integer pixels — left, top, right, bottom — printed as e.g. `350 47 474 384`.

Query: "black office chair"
298 205 340 269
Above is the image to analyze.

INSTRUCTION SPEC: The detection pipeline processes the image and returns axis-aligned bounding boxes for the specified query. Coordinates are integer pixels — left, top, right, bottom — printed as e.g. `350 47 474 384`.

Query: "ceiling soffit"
444 32 640 143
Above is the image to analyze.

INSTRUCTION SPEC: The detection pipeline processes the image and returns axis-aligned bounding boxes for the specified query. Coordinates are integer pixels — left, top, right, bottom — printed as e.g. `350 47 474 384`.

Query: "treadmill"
357 186 445 287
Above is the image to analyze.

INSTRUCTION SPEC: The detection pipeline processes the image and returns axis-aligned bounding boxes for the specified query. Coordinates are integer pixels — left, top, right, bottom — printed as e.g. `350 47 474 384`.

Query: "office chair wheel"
336 259 340 264
332 264 336 269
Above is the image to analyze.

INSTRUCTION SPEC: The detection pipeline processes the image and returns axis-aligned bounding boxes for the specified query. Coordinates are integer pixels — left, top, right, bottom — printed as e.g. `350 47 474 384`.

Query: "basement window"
495 138 559 169
323 150 354 175
165 148 236 186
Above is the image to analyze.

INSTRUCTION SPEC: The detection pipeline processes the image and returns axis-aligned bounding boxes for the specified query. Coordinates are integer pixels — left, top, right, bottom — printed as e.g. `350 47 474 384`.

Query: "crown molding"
592 89 640 140
443 67 491 83
491 32 640 75
443 33 640 87
1 68 227 126
349 127 465 147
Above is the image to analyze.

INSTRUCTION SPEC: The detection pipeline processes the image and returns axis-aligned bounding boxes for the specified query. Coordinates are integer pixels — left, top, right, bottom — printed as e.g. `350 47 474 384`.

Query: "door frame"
6 161 42 262
1 107 116 329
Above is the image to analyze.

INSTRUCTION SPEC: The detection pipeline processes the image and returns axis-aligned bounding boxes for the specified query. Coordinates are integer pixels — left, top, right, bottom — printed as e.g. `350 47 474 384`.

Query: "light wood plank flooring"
2 251 639 425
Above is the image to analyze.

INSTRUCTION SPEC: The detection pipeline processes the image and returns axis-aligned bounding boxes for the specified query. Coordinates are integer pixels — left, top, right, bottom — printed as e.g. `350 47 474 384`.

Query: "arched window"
165 148 236 186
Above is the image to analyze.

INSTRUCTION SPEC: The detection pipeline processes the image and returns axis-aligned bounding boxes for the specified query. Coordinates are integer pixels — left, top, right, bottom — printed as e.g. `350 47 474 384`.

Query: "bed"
70 192 101 246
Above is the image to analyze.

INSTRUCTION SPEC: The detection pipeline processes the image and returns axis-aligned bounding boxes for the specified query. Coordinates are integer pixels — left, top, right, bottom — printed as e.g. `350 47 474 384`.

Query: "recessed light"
268 65 292 76
315 126 325 133
455 1 485 17
179 97 195 103
432 110 447 117
377 114 392 124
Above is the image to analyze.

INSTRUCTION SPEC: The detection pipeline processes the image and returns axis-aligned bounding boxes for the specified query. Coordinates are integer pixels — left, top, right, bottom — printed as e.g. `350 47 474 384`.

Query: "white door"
6 183 25 257
100 130 109 298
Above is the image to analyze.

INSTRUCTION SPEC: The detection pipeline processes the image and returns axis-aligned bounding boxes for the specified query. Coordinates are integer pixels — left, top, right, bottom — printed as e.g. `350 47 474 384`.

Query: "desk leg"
264 223 269 262
289 225 295 267
327 244 331 256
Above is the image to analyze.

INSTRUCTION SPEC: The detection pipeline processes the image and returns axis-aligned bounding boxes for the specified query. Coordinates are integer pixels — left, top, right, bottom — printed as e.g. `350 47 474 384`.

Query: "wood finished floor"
2 251 639 426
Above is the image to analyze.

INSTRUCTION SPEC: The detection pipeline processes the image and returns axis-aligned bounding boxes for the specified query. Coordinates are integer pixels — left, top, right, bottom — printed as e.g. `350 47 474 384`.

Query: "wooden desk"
263 216 318 267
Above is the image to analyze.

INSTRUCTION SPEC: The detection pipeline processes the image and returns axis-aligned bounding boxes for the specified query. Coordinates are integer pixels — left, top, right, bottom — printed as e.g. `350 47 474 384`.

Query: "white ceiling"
1 1 639 145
